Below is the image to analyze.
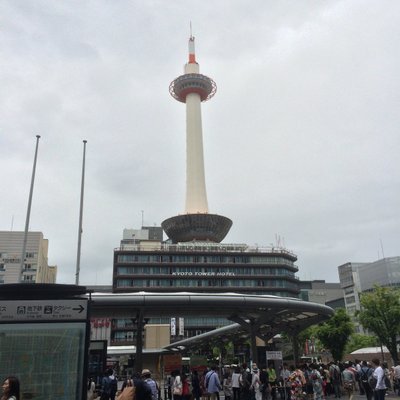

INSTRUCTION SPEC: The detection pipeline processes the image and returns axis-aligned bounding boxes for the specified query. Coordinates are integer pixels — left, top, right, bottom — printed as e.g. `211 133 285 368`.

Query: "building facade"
114 229 299 296
338 257 400 332
110 226 300 345
0 231 57 284
299 280 343 306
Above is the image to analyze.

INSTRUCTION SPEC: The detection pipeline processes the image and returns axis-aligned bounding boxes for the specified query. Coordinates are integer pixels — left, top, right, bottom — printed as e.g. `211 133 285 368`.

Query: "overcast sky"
1 1 399 286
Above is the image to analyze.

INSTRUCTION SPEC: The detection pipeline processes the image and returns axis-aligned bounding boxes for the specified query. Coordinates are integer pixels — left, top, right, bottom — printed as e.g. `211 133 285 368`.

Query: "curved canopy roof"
90 291 334 342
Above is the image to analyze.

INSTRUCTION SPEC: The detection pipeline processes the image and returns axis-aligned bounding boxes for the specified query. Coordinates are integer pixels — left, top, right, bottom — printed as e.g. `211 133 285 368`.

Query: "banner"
179 317 184 336
170 317 176 336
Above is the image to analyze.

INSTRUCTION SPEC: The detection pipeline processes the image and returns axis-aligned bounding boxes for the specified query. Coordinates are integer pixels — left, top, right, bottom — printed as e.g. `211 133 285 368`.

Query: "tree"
345 333 379 354
315 308 354 361
358 286 400 364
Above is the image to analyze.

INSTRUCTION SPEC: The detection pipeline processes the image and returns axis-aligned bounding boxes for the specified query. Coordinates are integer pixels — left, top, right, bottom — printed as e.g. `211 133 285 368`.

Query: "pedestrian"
223 371 233 400
359 361 373 400
392 362 400 396
280 363 291 400
371 358 386 400
192 370 202 400
309 364 323 400
88 377 96 400
329 362 342 399
342 363 355 400
231 366 241 400
303 364 314 400
267 364 277 400
142 369 159 400
250 364 262 400
181 374 191 400
101 369 118 400
241 364 253 400
133 371 152 400
1 376 20 400
259 367 269 400
288 366 305 400
205 365 222 400
172 370 183 400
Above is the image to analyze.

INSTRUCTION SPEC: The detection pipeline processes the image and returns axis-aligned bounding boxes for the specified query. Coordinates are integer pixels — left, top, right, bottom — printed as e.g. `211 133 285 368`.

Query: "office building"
338 257 400 332
299 280 343 306
0 231 57 284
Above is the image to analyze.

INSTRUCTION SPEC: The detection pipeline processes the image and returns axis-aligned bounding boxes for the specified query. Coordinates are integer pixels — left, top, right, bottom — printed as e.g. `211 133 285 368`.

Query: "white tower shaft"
184 61 208 213
185 91 208 213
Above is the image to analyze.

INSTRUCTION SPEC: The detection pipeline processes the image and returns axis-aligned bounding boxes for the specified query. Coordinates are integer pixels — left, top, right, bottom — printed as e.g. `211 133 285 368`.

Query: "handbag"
344 381 354 391
173 386 183 395
173 376 183 395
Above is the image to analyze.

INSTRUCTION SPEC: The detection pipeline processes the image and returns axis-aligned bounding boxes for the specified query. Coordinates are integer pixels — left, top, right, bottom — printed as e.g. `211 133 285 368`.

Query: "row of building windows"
116 254 295 267
0 252 36 260
116 265 296 277
115 278 299 289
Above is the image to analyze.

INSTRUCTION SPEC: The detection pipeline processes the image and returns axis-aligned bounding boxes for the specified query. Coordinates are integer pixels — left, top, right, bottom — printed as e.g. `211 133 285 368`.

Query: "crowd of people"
163 359 400 400
3 357 400 400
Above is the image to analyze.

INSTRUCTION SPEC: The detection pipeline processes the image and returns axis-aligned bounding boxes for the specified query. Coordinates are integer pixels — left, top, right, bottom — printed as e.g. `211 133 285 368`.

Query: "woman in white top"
251 366 262 400
231 367 241 400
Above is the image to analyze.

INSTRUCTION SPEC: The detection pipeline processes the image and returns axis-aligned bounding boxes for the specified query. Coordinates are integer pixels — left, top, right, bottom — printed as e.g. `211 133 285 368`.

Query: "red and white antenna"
188 22 196 64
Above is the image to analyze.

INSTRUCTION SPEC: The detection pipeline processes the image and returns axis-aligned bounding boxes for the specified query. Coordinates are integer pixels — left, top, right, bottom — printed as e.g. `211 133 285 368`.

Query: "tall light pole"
20 135 41 282
75 140 87 285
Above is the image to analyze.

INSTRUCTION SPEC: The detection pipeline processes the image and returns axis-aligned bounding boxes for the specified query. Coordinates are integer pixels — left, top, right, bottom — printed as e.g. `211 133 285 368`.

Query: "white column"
185 92 209 213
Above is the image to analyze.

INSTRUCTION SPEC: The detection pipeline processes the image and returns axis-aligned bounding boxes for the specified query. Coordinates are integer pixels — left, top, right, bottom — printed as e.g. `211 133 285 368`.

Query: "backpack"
332 366 340 381
360 368 370 384
241 371 251 388
368 374 377 390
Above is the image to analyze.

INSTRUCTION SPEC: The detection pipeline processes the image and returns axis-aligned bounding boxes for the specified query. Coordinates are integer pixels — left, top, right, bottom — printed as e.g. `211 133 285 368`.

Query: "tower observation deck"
162 36 232 243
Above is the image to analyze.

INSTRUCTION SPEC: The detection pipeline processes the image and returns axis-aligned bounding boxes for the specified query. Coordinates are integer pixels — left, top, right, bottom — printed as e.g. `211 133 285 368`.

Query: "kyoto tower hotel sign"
162 36 232 243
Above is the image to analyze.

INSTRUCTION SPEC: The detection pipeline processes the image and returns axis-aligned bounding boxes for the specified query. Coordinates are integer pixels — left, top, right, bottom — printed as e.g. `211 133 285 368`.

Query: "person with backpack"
133 371 153 400
240 364 252 400
142 369 159 400
329 362 342 399
360 361 373 400
101 369 118 400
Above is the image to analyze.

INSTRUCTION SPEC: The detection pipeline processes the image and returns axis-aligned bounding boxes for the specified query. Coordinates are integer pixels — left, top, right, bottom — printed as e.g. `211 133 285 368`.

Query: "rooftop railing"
115 241 296 257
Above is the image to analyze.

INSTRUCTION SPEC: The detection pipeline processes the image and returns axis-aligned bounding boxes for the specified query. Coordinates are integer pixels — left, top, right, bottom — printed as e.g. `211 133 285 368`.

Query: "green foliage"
315 308 354 361
358 286 400 364
345 333 379 354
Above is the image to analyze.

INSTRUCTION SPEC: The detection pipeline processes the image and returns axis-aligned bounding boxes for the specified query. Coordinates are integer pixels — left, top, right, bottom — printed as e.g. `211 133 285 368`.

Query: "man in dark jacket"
133 372 153 400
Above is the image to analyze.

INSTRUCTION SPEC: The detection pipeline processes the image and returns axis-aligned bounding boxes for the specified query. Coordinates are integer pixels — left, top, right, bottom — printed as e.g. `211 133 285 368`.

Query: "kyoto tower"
162 35 232 243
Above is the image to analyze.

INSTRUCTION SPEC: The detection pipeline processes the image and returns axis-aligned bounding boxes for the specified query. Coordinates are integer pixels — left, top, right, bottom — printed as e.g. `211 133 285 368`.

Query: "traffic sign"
0 299 88 322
